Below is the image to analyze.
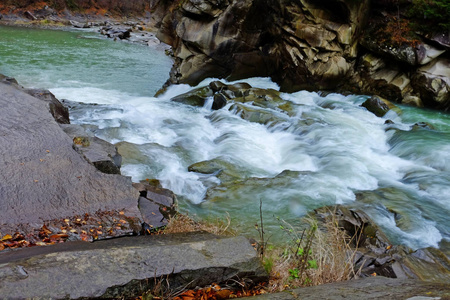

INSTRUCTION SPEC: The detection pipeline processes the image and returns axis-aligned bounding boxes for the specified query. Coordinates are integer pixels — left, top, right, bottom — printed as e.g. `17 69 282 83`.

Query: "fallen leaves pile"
137 282 267 300
0 210 137 252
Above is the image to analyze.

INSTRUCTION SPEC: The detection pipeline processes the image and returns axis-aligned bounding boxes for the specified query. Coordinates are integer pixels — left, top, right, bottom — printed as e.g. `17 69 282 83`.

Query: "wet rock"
171 86 213 107
229 103 289 125
188 158 243 184
212 92 227 110
24 88 70 124
361 95 390 117
61 124 122 175
209 80 228 92
412 122 435 130
0 82 141 238
0 232 267 299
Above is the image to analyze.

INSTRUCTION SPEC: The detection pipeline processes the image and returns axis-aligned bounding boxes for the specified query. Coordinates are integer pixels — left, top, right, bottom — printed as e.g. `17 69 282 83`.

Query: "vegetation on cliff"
0 0 152 15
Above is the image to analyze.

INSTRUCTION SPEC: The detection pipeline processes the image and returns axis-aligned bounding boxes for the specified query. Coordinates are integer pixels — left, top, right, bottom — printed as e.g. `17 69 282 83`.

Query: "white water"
1 26 449 249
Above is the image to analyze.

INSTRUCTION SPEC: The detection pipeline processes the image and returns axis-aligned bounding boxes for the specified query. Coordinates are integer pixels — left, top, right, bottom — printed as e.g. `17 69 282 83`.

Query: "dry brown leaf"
49 234 68 240
216 289 231 299
1 234 12 241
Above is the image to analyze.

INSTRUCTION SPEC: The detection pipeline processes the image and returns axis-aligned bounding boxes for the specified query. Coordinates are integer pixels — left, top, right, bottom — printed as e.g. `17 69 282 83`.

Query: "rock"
69 20 90 28
100 26 132 40
229 103 289 125
61 124 122 175
24 11 37 21
188 158 243 184
248 277 450 299
171 85 213 107
361 95 390 117
212 92 227 110
133 180 177 231
24 88 70 124
412 58 450 111
0 232 267 299
209 80 228 92
0 81 141 239
0 74 19 86
402 95 423 107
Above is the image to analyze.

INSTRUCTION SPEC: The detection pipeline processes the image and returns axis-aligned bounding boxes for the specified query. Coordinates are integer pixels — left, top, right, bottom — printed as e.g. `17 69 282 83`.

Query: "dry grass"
163 213 236 236
266 213 361 292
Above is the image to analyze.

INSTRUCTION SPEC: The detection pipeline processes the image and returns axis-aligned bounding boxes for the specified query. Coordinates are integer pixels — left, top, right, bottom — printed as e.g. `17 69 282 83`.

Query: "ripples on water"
1 26 449 249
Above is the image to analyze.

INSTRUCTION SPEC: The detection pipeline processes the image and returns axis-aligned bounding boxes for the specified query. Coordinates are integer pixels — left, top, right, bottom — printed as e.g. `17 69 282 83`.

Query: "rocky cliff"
154 0 449 111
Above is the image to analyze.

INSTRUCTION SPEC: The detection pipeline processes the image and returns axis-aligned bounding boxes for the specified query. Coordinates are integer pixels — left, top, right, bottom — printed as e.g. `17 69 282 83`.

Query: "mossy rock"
229 103 289 125
171 86 214 107
188 158 244 183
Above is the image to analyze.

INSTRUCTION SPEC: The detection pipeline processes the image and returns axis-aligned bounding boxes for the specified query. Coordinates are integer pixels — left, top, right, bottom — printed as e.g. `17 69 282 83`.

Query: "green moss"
408 0 450 32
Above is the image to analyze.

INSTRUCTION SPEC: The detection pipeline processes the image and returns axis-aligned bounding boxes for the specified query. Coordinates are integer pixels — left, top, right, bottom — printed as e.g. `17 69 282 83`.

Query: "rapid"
1 25 449 250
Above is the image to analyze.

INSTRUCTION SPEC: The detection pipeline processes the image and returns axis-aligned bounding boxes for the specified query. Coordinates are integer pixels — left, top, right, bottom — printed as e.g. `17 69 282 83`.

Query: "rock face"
0 232 267 299
154 0 449 111
0 81 141 238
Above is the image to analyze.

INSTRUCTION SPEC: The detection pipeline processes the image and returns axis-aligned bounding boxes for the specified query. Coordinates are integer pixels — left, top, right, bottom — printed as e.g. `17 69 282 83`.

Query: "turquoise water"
1 25 449 250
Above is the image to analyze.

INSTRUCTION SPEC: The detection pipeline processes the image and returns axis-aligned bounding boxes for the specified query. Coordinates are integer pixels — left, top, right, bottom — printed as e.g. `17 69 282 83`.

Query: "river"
1 25 449 250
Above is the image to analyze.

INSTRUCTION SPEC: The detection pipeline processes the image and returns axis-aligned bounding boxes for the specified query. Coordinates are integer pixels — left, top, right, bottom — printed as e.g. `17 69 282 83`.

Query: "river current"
1 25 449 250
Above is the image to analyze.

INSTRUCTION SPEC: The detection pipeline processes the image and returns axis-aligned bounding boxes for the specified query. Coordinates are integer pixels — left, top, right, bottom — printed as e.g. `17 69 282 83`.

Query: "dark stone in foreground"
247 276 450 299
0 232 267 299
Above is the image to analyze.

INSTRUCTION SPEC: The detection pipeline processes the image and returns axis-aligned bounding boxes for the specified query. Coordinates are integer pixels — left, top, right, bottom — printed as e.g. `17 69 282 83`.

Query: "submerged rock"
0 232 267 299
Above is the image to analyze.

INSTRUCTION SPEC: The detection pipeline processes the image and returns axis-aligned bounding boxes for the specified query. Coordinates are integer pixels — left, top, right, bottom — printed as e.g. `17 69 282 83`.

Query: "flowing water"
1 25 449 250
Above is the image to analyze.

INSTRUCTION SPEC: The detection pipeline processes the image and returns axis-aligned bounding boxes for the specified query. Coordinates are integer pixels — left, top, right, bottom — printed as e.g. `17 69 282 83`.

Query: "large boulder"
0 232 268 299
0 81 141 240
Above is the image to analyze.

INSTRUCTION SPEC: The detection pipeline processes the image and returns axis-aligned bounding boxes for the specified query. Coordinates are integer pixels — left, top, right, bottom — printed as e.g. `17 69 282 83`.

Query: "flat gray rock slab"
0 232 267 299
247 277 450 300
0 82 141 234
